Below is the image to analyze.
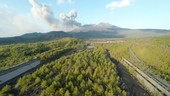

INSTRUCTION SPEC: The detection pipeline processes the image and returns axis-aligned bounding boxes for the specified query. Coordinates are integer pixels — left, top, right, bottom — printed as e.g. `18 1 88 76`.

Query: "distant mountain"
0 31 71 44
71 31 124 39
69 23 126 39
72 23 123 32
0 23 170 44
21 31 71 39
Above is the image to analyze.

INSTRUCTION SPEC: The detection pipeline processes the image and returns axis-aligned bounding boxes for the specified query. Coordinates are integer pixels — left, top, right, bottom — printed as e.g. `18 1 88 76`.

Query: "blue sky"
0 0 170 37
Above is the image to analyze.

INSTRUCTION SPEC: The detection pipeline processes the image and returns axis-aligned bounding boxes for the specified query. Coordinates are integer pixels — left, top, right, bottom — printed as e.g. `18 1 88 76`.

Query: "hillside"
132 36 170 83
0 23 170 44
94 35 170 84
1 36 169 95
0 31 72 44
0 38 84 72
0 38 126 96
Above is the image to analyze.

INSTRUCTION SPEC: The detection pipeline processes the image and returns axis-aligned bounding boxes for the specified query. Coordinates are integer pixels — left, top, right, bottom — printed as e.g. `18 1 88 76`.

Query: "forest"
132 36 170 83
0 49 126 96
0 38 84 72
0 36 169 96
94 36 170 83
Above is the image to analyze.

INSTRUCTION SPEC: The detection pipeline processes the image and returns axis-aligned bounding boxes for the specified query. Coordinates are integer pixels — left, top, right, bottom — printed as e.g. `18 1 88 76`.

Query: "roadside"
106 49 150 96
129 43 170 91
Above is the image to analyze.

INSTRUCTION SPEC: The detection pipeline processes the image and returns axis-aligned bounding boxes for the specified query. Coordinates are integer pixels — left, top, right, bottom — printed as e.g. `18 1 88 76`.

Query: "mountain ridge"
0 23 170 44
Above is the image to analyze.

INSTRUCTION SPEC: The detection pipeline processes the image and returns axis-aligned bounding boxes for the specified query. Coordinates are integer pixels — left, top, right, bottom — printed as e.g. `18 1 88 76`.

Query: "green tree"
35 77 41 84
84 90 92 96
0 85 11 95
58 88 65 95
72 86 79 96
64 90 70 96
41 80 48 89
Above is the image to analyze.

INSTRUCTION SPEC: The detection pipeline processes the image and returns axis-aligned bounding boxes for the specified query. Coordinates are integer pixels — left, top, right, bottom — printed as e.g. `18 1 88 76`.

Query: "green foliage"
128 66 136 76
85 90 92 96
0 38 84 71
94 41 132 60
64 90 70 96
94 36 170 83
41 80 48 89
0 49 125 96
2 35 168 95
132 36 170 83
0 85 12 96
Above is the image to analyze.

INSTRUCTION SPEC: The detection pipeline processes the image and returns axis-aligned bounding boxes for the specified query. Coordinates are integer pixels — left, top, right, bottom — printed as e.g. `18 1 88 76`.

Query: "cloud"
29 0 59 28
0 4 49 37
0 0 80 37
106 0 131 10
60 10 81 30
57 0 74 4
29 0 81 31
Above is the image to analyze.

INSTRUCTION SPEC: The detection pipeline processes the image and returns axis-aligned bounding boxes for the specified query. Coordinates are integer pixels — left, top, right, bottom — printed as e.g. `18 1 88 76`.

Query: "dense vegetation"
0 38 84 71
0 35 169 95
0 49 126 96
94 36 170 83
94 40 132 61
132 36 170 83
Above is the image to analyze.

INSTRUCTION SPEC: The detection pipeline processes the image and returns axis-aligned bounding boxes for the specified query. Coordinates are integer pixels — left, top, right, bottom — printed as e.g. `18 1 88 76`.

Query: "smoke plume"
28 0 81 31
60 10 81 31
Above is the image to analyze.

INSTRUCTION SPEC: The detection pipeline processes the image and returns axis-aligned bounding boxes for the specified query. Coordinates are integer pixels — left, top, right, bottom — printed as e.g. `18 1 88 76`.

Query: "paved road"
0 59 40 86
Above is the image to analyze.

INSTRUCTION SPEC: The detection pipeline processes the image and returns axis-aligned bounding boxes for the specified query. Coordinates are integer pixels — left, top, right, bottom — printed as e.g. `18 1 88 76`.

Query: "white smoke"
28 0 81 31
60 10 77 21
60 10 81 31
0 4 49 37
29 0 59 28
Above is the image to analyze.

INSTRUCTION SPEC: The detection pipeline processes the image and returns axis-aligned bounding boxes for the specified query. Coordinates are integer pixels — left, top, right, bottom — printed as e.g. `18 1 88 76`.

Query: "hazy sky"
0 0 170 37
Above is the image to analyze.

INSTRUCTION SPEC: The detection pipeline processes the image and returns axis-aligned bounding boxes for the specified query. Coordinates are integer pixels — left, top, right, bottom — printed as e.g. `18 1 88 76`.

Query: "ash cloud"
60 10 81 31
28 0 81 31
29 0 59 28
0 4 48 37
